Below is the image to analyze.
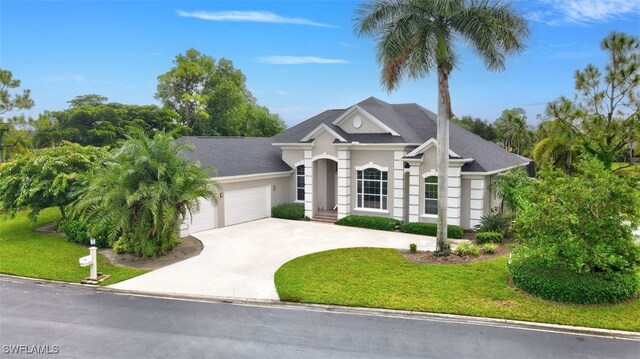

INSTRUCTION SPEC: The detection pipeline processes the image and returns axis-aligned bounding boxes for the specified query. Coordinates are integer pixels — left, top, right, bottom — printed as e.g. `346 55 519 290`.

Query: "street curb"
2 273 639 341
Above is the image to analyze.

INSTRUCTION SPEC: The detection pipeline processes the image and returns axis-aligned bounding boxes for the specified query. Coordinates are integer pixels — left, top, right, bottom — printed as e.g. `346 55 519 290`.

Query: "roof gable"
332 105 399 136
301 123 348 143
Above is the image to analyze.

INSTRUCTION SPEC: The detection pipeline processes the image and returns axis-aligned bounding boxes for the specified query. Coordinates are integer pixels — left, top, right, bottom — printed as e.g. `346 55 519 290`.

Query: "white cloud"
527 0 640 25
45 74 85 83
258 56 348 65
177 10 336 28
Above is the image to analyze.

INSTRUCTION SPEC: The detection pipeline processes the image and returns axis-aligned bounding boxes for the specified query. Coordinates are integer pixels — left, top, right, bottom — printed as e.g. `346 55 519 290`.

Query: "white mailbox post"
79 238 98 281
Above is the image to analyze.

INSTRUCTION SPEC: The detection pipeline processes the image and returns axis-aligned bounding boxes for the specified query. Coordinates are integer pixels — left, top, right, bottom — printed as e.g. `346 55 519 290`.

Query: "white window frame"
356 167 388 211
295 165 305 202
424 176 438 216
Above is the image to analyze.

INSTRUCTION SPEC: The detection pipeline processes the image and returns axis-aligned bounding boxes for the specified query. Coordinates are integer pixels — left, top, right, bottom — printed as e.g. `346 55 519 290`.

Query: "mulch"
402 243 510 264
98 236 204 270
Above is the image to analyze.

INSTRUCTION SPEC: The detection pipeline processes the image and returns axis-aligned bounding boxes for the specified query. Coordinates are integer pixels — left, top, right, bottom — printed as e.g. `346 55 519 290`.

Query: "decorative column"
304 150 313 219
468 175 486 228
408 164 420 222
446 165 463 226
336 149 351 219
392 151 405 221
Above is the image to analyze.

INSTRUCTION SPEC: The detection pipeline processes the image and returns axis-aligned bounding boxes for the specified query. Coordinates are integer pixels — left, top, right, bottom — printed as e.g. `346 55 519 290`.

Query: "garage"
182 198 217 236
224 185 271 226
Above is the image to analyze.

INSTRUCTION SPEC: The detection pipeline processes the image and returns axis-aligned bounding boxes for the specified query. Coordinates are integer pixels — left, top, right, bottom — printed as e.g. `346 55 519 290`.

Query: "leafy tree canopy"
34 98 186 148
452 115 497 141
538 31 640 171
72 129 217 257
0 142 107 220
513 157 640 274
494 107 534 155
156 49 286 137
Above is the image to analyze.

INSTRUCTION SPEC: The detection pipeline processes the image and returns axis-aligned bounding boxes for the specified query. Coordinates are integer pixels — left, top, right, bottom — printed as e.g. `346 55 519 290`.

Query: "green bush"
335 215 400 231
475 211 511 236
476 231 503 244
513 158 640 274
509 256 639 304
58 219 110 248
481 243 497 254
409 243 417 253
455 242 479 257
272 203 305 220
402 222 464 239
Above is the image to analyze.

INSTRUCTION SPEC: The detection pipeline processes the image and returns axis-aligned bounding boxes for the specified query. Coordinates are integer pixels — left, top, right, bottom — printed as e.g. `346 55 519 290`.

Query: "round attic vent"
353 115 362 128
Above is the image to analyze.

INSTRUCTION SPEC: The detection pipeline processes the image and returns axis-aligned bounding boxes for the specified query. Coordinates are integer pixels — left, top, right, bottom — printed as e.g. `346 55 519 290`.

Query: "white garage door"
224 185 271 226
185 198 217 235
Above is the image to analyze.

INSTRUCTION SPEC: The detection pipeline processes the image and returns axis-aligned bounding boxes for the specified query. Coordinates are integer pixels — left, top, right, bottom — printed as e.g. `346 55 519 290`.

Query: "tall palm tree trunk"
436 64 451 255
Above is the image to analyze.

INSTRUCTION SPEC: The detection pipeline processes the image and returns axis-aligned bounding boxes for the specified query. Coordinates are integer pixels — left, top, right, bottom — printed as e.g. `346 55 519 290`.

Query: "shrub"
509 256 639 304
475 211 511 236
58 219 110 248
481 243 497 254
476 231 503 244
272 203 305 220
335 215 400 231
409 243 417 253
455 242 479 257
402 222 464 239
513 158 640 274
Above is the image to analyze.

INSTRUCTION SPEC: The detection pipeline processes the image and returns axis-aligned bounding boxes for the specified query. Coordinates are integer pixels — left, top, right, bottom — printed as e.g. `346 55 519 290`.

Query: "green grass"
0 208 147 286
275 248 640 332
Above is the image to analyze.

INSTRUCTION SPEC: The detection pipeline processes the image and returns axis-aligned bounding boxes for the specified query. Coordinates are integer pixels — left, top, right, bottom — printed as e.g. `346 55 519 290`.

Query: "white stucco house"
178 97 532 235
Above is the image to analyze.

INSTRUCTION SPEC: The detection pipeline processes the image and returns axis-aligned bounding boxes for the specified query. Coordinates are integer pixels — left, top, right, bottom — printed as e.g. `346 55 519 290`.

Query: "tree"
0 69 34 162
0 142 107 220
72 129 217 257
532 114 579 172
156 49 285 136
513 157 640 274
494 108 533 155
540 32 640 171
36 101 185 148
452 115 496 141
355 0 528 255
67 94 108 107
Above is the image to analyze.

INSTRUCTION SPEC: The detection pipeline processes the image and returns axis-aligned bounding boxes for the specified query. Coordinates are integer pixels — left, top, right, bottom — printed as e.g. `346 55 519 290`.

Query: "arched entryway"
313 158 338 221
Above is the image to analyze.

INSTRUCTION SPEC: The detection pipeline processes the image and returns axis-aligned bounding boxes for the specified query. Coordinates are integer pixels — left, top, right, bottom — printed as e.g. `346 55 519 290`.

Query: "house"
178 97 531 235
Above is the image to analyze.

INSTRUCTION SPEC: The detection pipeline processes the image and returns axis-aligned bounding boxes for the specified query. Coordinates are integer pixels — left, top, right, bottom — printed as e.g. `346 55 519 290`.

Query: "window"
357 168 388 210
424 176 438 215
296 165 305 201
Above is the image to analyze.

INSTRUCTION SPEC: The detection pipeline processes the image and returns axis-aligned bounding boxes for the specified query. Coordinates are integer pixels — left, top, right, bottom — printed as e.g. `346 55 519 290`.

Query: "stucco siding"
460 178 471 229
338 110 388 134
311 131 339 159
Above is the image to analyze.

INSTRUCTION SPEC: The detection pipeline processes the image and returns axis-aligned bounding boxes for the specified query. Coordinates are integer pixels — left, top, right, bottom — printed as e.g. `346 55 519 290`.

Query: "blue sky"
2 1 639 126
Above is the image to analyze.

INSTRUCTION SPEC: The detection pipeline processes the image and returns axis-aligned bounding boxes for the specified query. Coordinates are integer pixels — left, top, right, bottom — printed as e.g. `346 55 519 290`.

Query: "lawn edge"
2 273 638 340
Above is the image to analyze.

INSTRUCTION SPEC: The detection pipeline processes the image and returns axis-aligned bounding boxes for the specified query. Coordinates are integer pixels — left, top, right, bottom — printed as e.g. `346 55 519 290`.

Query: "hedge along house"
178 97 531 236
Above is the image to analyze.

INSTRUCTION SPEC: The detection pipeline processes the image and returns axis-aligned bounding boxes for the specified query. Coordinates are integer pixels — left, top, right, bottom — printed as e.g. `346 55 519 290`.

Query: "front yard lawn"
0 208 147 286
275 248 640 332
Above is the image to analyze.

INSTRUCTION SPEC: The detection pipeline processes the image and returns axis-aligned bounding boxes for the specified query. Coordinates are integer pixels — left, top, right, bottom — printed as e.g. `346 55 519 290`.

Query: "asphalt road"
0 279 638 359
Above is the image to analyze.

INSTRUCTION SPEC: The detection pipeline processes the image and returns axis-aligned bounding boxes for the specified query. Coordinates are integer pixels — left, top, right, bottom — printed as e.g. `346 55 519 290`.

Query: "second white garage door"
224 185 271 226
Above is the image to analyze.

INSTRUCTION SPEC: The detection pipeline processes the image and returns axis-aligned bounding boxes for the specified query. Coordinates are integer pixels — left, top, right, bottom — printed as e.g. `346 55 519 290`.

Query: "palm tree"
355 0 528 255
73 129 217 257
502 116 532 155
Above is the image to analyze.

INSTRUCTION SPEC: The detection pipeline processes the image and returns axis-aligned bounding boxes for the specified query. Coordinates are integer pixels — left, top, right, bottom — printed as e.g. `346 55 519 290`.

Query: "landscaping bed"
274 247 640 331
403 243 510 264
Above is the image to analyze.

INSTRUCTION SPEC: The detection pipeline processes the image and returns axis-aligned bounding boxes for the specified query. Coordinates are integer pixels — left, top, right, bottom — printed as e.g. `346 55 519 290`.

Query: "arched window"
424 176 438 215
296 165 305 201
356 168 388 210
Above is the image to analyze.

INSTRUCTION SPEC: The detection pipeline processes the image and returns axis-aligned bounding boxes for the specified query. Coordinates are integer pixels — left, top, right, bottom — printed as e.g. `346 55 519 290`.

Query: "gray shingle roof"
177 136 291 177
273 96 530 173
180 97 529 176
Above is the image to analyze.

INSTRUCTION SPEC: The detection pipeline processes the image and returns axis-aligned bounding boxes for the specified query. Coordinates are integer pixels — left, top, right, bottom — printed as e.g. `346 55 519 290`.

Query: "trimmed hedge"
402 222 464 239
335 215 400 231
509 257 639 304
476 231 503 244
58 219 110 248
272 203 305 220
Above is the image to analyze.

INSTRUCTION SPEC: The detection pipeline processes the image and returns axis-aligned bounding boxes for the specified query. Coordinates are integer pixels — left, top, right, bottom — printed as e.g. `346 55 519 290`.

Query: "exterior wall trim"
406 138 460 158
213 171 293 184
300 123 348 143
332 105 400 136
461 163 530 177
354 162 389 172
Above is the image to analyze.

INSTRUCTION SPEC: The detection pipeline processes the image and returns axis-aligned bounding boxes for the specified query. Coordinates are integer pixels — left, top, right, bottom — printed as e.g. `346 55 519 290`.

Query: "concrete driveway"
110 218 436 300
